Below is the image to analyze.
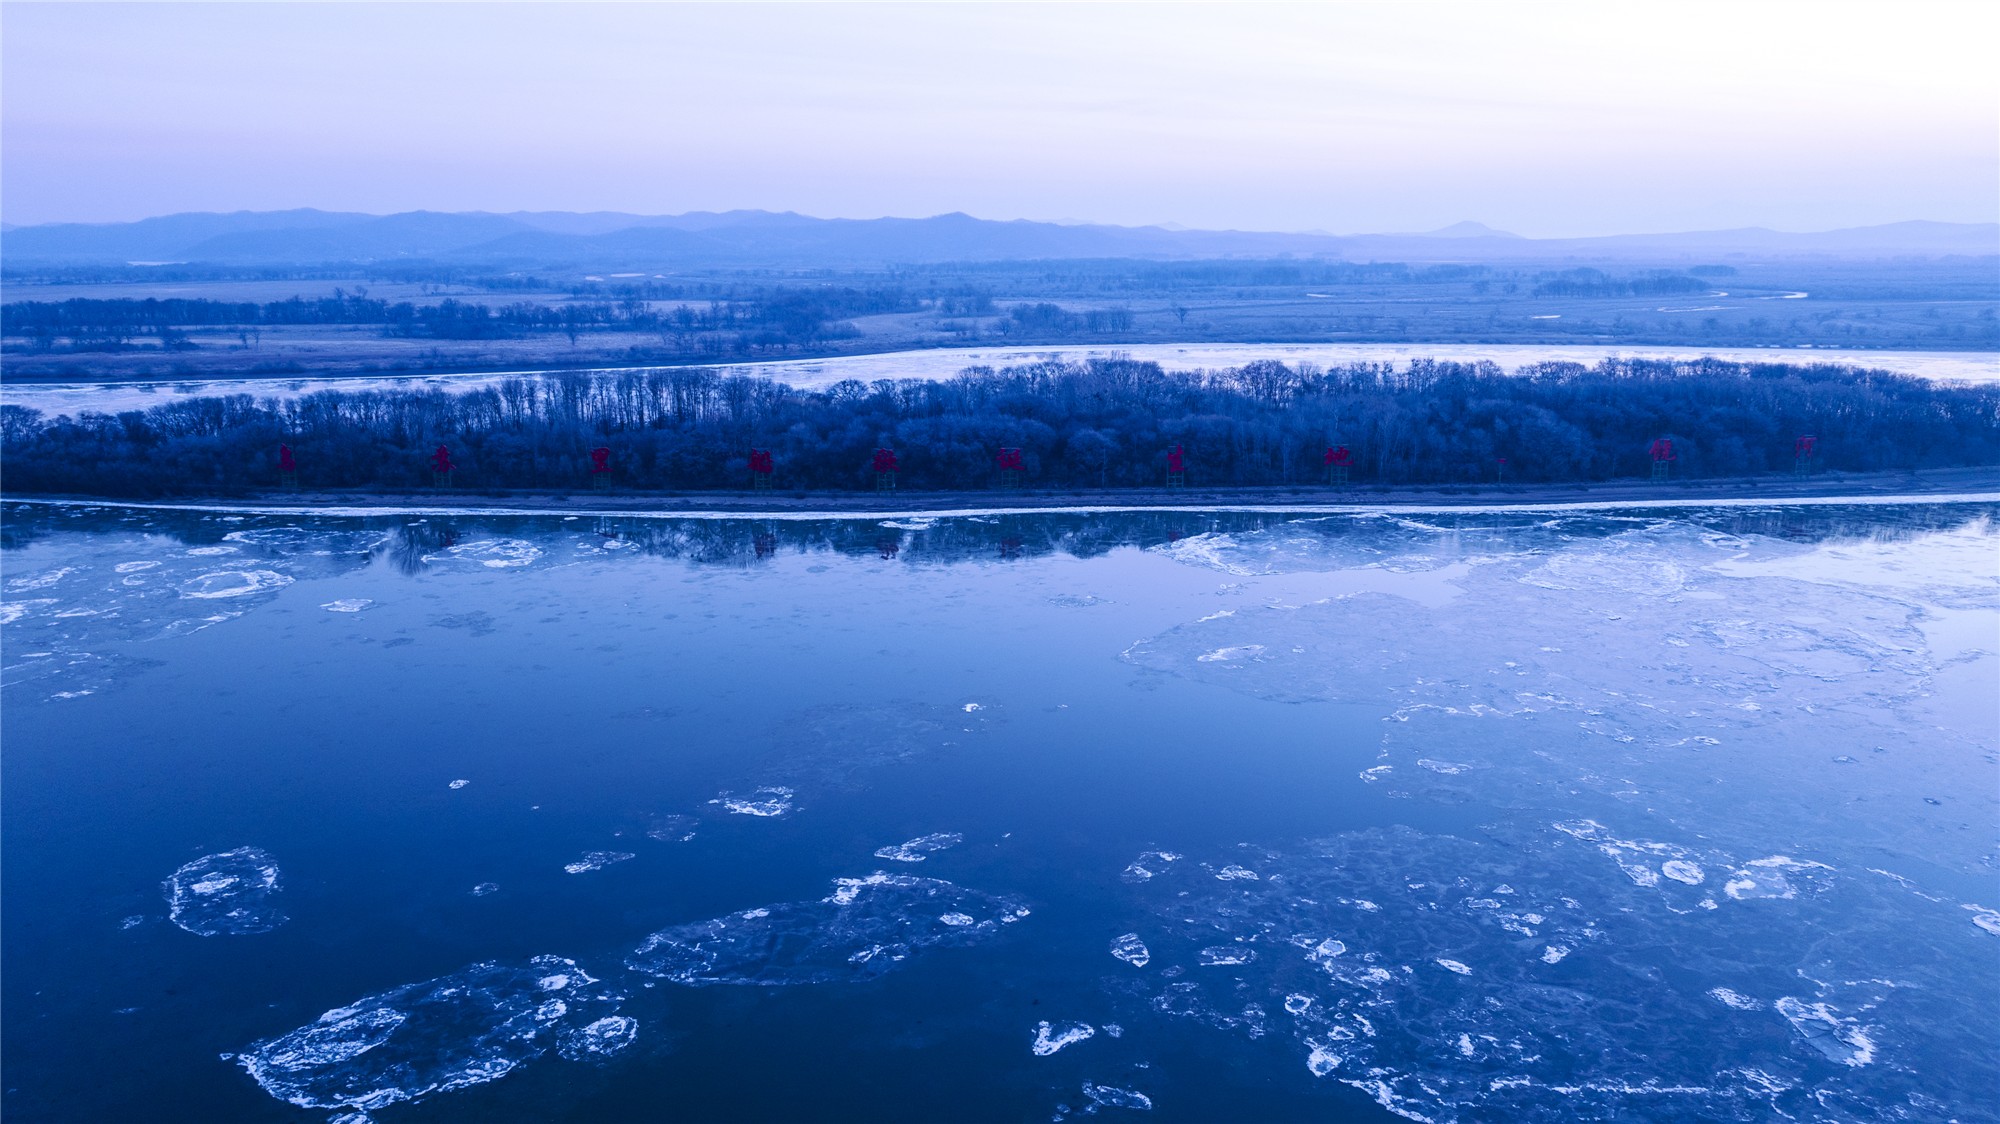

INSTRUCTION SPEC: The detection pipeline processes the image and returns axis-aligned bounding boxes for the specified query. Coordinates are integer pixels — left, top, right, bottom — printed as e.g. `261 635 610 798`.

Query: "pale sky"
3 1 1995 236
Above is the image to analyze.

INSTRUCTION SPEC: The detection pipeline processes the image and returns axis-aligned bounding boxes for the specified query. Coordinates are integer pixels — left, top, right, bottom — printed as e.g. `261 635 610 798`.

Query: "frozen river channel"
2 497 1996 1122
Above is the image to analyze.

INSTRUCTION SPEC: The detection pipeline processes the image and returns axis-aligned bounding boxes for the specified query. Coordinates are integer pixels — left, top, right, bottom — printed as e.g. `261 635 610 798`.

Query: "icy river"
2 497 1995 1122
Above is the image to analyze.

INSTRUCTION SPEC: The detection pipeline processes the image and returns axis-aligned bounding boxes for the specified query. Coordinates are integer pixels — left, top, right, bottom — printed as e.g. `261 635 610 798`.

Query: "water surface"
3 499 1996 1123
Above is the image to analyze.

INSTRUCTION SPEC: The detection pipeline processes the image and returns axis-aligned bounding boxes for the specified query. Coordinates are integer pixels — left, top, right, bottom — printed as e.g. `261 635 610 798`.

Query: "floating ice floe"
1722 857 1833 901
470 883 500 897
1200 946 1257 967
235 956 628 1118
1081 1081 1153 1111
563 852 636 875
1110 933 1151 968
186 545 240 556
1196 645 1265 664
1707 987 1762 1010
164 847 287 936
1773 997 1877 1066
874 832 964 862
180 570 294 599
448 779 469 790
1964 905 2000 936
1213 865 1259 881
1032 1021 1096 1056
1120 851 1181 883
421 539 543 569
321 599 375 613
626 873 1028 986
709 786 796 817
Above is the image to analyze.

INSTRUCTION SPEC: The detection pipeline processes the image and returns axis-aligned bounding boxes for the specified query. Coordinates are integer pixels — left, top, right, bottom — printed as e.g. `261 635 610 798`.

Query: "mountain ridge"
4 209 1993 268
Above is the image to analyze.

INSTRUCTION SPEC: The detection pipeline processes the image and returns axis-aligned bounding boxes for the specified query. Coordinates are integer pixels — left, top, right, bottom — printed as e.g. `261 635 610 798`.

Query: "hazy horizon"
4 3 1995 236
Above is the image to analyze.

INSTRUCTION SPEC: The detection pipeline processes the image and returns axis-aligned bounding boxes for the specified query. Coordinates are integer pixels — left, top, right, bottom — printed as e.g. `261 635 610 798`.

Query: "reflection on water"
2 498 1995 1123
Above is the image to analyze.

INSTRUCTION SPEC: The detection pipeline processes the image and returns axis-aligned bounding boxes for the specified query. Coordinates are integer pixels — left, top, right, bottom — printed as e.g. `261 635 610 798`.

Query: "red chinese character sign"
749 448 775 489
995 447 1025 490
1794 434 1817 477
430 444 455 486
277 444 299 489
872 448 898 491
590 447 611 473
1324 444 1353 485
1649 438 1675 481
1165 445 1186 487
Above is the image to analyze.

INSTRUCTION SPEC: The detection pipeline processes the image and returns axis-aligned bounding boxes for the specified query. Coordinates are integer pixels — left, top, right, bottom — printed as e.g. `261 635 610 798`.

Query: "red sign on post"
749 449 775 474
1166 446 1185 474
1649 438 1676 463
278 445 297 472
872 448 899 473
590 447 611 473
995 447 1024 471
1325 445 1353 467
1794 435 1817 459
430 445 455 473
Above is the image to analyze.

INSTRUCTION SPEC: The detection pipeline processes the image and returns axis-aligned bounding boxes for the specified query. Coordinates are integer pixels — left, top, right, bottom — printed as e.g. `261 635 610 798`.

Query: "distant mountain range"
3 209 1993 269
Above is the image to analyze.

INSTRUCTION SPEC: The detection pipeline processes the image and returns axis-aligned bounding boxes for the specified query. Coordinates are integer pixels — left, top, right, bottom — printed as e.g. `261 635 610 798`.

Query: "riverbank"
9 466 1997 517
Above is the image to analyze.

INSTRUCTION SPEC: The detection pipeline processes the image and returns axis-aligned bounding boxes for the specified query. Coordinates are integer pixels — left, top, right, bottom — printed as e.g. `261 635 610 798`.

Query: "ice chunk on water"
1774 997 1877 1066
1214 865 1259 881
1081 1081 1153 1111
1196 645 1264 664
874 832 963 862
236 955 625 1116
1964 905 2000 936
1110 933 1151 967
1708 988 1762 1010
645 815 698 843
164 847 287 936
556 1015 638 1062
563 852 635 875
321 599 375 613
710 786 795 817
1120 851 1181 883
1435 958 1473 975
1661 861 1705 885
627 873 1028 986
447 779 469 790
1031 1021 1095 1056
1200 946 1257 967
180 570 294 599
421 539 543 569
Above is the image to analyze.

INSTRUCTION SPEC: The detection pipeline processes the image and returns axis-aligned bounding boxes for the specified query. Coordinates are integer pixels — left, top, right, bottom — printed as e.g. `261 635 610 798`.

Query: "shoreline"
8 467 1998 519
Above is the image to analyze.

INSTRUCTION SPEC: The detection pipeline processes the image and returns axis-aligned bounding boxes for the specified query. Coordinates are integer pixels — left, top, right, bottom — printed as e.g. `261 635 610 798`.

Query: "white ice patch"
1541 945 1571 964
1120 851 1182 883
1416 758 1472 775
1214 865 1260 881
710 786 795 817
1110 933 1152 967
874 832 964 862
423 539 543 569
164 847 287 936
627 873 1028 986
1708 988 1762 1010
1081 1082 1153 1111
115 561 161 573
1661 861 1705 885
237 956 622 1116
1773 997 1877 1066
321 599 375 613
1197 645 1265 664
448 779 469 789
1964 905 2000 936
563 852 635 875
1435 958 1473 975
1200 945 1257 966
1358 765 1394 782
180 570 294 599
1031 1021 1096 1056
556 1015 638 1061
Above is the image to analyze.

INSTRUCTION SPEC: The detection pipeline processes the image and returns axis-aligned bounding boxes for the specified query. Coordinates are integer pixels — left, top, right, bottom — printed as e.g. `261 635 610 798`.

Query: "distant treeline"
4 358 1995 498
1530 269 1710 298
0 287 923 351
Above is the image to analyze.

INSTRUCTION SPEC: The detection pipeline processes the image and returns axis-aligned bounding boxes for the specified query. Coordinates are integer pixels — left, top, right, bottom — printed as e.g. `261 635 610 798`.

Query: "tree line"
2 358 1994 498
0 286 926 351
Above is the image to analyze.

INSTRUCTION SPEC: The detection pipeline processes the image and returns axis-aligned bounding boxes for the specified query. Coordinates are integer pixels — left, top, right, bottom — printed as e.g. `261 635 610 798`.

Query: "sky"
3 2 1996 236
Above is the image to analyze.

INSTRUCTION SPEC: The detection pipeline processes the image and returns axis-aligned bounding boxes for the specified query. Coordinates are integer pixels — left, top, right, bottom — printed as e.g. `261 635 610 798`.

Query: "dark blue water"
4 500 1996 1123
